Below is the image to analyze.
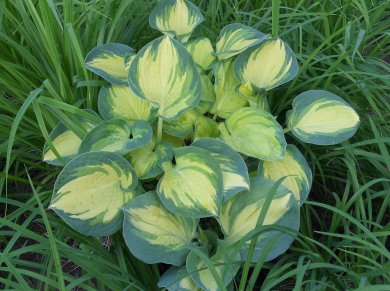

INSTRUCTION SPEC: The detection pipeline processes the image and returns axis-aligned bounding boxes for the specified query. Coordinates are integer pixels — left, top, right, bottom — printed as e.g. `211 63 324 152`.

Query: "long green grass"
1 0 389 290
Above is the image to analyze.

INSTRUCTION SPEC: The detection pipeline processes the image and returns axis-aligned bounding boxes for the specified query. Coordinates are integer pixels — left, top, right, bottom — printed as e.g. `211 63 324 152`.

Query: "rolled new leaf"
219 177 300 262
287 90 360 145
43 111 101 166
127 139 173 180
219 107 287 160
149 0 204 42
50 151 137 236
214 23 268 60
122 191 198 266
192 138 249 201
209 59 248 119
258 144 312 203
158 266 200 291
85 43 134 85
128 35 202 120
186 242 241 291
157 146 223 218
185 37 216 70
234 38 298 91
79 119 152 155
98 85 155 123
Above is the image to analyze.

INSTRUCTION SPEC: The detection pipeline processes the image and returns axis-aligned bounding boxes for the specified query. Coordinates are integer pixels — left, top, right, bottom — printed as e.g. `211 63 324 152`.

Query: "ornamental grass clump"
42 0 360 289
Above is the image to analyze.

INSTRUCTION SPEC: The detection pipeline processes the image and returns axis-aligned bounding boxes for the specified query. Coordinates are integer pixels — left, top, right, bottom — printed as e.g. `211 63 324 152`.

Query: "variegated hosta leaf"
258 144 312 203
186 243 241 291
43 111 101 166
158 266 200 291
185 37 216 70
163 133 185 148
158 146 223 218
192 138 249 201
98 85 155 123
149 0 204 42
85 43 134 85
194 117 219 140
215 23 268 60
163 109 199 138
50 152 137 236
219 107 287 160
234 38 299 91
127 139 173 180
209 59 248 119
197 74 216 114
123 191 198 265
79 119 152 155
287 90 360 145
219 177 300 262
128 36 202 120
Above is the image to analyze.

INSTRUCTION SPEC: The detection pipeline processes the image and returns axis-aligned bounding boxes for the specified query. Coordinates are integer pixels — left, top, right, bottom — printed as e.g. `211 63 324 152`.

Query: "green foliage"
1 0 389 290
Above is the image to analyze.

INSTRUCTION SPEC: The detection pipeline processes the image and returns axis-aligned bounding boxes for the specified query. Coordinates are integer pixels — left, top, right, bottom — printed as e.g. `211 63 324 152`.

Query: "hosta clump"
43 0 360 289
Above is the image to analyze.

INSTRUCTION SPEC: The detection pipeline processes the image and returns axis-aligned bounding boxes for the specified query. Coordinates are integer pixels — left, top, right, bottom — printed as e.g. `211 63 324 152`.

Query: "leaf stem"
283 128 291 134
157 117 163 143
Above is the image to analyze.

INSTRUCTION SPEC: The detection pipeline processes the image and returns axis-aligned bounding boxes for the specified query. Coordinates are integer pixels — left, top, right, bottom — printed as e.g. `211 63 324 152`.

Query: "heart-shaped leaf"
219 107 287 160
192 138 249 201
210 59 248 119
79 119 152 155
157 146 223 218
219 177 300 262
287 90 360 145
98 85 155 123
215 23 268 60
258 144 312 203
85 43 134 85
149 0 204 42
127 139 173 180
234 38 298 91
122 191 198 265
128 36 201 119
50 151 137 236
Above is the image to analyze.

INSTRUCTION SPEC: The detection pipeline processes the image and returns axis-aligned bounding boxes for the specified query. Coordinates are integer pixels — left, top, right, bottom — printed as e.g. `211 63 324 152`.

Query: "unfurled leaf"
194 117 219 140
127 139 173 179
234 38 298 91
79 119 152 155
149 0 204 42
258 145 312 203
210 59 248 119
219 177 300 262
158 266 200 291
185 37 216 70
186 242 241 291
157 146 223 218
123 191 198 265
219 107 286 160
128 36 201 119
197 74 216 114
192 138 249 201
85 43 134 85
98 85 155 123
215 23 268 60
50 152 137 236
43 112 101 166
287 90 360 145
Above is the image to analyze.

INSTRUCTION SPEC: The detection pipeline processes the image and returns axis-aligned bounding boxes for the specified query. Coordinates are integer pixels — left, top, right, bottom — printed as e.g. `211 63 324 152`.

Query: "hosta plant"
43 0 360 289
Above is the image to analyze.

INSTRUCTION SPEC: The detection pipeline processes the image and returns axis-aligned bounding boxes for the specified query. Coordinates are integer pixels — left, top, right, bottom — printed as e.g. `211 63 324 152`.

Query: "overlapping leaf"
123 191 198 265
50 152 137 236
